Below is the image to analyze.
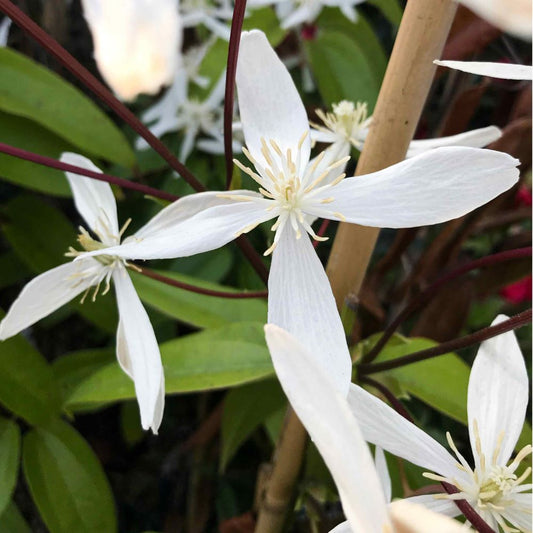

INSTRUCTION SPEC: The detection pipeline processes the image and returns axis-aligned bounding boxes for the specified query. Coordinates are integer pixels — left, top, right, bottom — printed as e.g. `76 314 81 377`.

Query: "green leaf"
220 379 285 471
22 419 117 533
0 48 135 167
0 309 62 426
131 269 267 329
0 251 31 290
0 111 73 196
242 8 287 46
305 30 381 110
0 502 32 533
0 418 20 515
65 322 273 408
368 0 403 26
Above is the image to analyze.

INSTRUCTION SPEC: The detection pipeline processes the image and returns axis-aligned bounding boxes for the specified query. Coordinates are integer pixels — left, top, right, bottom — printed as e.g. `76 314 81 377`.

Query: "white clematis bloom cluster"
264 324 473 533
348 315 532 532
81 0 182 101
180 0 233 40
77 30 520 400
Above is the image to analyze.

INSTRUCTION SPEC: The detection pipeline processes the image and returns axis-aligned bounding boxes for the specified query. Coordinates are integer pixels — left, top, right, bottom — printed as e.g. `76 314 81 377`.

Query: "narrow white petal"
406 495 461 518
269 230 352 396
60 152 119 244
468 315 528 467
113 266 164 433
82 193 274 260
281 5 315 28
434 60 533 81
501 493 533 531
0 260 99 340
310 129 341 144
201 16 231 41
329 521 352 533
236 30 311 175
347 384 461 482
389 500 470 532
316 147 519 227
375 447 391 503
406 126 502 158
265 325 391 533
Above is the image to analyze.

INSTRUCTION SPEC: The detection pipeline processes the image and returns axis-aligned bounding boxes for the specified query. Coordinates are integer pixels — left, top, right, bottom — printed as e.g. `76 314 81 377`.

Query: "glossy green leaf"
368 0 403 26
22 419 117 533
0 502 32 533
221 379 285 471
0 48 134 167
1 195 117 332
0 309 62 426
131 270 267 329
0 111 73 196
64 322 273 408
0 418 20 515
305 30 380 110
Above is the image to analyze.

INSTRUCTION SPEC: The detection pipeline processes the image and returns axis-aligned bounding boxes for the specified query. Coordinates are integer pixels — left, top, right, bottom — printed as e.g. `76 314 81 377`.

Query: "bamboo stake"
255 1 458 531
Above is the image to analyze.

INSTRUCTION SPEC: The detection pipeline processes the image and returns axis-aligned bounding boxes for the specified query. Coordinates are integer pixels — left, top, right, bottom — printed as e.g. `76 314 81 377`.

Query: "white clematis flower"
434 60 533 82
180 0 233 40
311 100 503 159
349 315 532 532
264 324 472 533
77 30 520 398
81 0 182 101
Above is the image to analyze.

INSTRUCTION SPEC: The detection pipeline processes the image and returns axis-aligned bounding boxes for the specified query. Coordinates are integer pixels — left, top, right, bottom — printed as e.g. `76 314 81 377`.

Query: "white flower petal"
201 16 231 40
0 16 11 47
434 60 533 81
375 447 391 503
329 520 352 533
60 152 120 244
268 230 352 396
347 384 460 481
0 260 99 340
81 192 273 260
388 500 470 533
467 315 529 467
406 126 502 158
315 147 519 228
310 129 341 144
236 30 311 175
406 495 461 518
281 5 316 28
265 325 391 533
501 493 533 531
113 266 164 433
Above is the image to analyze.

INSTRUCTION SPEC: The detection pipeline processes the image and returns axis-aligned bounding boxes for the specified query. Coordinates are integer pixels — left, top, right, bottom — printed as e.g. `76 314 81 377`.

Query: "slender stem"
360 377 414 422
235 235 269 285
312 219 330 249
0 0 205 192
0 142 180 203
224 0 246 189
138 267 267 299
359 309 532 375
362 247 532 364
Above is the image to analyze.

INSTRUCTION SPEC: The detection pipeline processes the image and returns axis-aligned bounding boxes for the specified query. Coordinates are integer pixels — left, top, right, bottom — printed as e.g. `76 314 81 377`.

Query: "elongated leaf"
368 0 403 26
0 502 31 533
22 419 117 533
0 251 31 290
0 111 72 196
221 379 285 471
131 270 267 329
0 48 134 167
65 322 273 408
0 418 20 515
0 309 62 426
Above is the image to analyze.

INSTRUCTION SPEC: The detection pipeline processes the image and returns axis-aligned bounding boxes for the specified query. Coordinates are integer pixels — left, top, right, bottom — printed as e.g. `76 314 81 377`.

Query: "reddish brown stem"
0 0 205 191
360 377 414 422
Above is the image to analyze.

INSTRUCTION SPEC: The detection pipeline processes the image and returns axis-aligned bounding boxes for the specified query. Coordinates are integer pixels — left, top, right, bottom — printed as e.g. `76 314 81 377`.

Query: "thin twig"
359 377 414 422
0 142 180 203
224 0 247 189
0 0 205 191
363 247 532 364
359 309 532 375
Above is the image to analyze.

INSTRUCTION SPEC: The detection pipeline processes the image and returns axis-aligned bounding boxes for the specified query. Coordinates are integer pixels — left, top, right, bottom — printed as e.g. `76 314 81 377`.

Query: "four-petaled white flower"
180 0 233 40
81 0 182 101
77 29 520 398
311 99 503 160
434 60 533 82
264 324 473 533
349 315 532 532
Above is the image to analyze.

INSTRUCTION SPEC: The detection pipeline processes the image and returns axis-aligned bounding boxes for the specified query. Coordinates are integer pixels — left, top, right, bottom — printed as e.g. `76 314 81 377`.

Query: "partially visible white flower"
180 0 233 40
459 0 531 41
264 324 472 533
311 100 503 159
248 0 365 28
81 0 181 101
79 30 520 400
0 16 11 47
349 315 532 532
434 60 533 81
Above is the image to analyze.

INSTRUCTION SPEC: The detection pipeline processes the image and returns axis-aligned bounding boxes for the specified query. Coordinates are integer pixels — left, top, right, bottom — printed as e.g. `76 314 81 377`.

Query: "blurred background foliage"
0 0 530 531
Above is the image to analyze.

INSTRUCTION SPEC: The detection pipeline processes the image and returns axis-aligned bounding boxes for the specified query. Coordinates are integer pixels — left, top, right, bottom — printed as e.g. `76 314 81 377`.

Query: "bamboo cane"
254 1 458 531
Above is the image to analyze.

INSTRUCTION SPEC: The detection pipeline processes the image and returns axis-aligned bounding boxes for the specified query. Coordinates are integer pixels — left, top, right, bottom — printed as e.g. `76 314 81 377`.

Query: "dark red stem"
0 0 205 192
360 376 414 422
362 247 532 364
224 0 247 189
359 309 531 374
0 142 180 203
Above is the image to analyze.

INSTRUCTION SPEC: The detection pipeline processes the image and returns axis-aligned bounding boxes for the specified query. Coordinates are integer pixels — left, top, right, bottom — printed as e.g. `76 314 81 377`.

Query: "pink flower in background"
500 276 532 305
